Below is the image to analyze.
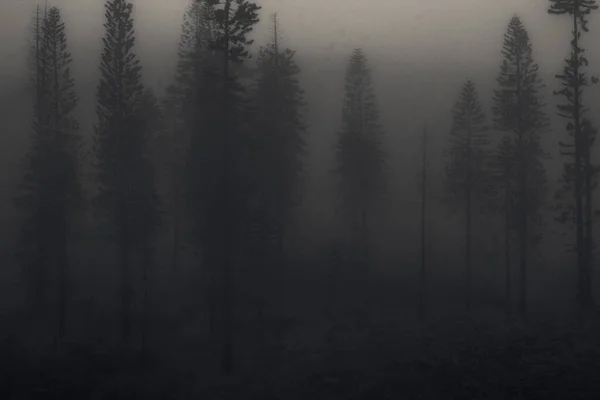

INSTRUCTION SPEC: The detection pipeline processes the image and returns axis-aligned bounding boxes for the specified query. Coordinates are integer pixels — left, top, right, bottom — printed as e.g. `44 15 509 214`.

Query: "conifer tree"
548 0 599 312
488 136 516 316
93 0 160 345
492 15 549 316
246 13 307 343
174 0 224 346
185 0 260 375
158 1 215 276
335 48 385 273
254 12 307 273
443 80 489 313
16 5 82 341
17 3 49 317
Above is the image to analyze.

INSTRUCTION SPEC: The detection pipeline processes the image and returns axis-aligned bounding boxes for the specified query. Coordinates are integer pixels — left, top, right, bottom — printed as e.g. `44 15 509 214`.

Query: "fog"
2 0 600 398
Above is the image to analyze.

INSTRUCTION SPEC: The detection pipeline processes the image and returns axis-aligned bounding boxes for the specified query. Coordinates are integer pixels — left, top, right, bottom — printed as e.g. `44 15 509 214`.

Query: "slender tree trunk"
206 247 218 343
465 115 472 314
518 171 528 317
34 231 48 316
33 5 47 318
141 233 152 363
220 0 234 375
172 183 180 275
419 124 427 323
583 130 594 310
57 205 68 340
504 192 511 319
50 21 68 341
466 188 472 313
515 48 528 318
255 213 268 354
360 208 369 271
120 222 132 345
359 207 370 325
572 11 587 314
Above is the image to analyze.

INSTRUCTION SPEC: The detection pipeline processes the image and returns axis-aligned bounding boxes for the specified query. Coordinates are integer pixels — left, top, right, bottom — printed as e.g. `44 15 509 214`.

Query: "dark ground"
1 269 600 400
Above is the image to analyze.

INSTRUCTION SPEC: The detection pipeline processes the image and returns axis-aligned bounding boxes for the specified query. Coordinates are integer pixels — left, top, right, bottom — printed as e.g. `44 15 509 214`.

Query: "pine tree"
137 87 162 358
548 0 599 312
488 136 516 317
186 0 260 375
443 80 489 313
17 3 49 318
93 0 160 345
179 0 224 347
255 12 307 272
157 1 215 277
335 48 386 274
16 5 82 341
492 15 549 316
248 12 307 346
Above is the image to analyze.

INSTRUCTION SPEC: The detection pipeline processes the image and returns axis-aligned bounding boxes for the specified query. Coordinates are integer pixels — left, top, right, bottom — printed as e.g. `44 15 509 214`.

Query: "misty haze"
2 0 600 398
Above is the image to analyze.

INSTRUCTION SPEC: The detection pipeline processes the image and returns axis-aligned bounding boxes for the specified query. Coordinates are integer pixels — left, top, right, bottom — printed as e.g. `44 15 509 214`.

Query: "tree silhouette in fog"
241 12 308 347
182 0 261 374
16 5 82 342
491 15 549 316
549 0 599 313
93 0 160 346
335 48 386 274
443 80 489 313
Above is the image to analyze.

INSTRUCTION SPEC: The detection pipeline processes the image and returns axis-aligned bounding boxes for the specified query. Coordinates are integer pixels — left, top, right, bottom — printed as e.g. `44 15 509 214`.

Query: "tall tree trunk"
360 208 369 271
583 128 594 310
465 114 472 314
120 223 132 345
419 124 427 323
572 11 587 314
57 205 68 341
359 207 370 326
171 182 180 275
504 190 511 319
518 169 528 317
34 230 48 316
466 188 472 313
141 233 152 363
33 4 47 318
206 247 218 343
220 0 234 375
515 48 528 318
52 21 68 342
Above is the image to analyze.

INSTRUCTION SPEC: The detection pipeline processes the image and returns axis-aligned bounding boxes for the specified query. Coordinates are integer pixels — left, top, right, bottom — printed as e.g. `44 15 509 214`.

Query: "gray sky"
0 0 586 77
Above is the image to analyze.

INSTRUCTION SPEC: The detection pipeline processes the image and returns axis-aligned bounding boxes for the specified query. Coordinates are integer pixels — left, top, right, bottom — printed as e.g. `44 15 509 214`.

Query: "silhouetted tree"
17 3 49 319
155 1 217 279
185 0 260 375
93 0 160 346
488 136 516 316
248 12 307 346
16 5 82 342
548 0 599 312
137 87 163 358
335 48 386 274
443 80 489 313
492 15 549 316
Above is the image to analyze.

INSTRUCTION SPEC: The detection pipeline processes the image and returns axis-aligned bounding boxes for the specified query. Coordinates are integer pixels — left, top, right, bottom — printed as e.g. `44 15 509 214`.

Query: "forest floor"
1 272 599 399
3 307 600 399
